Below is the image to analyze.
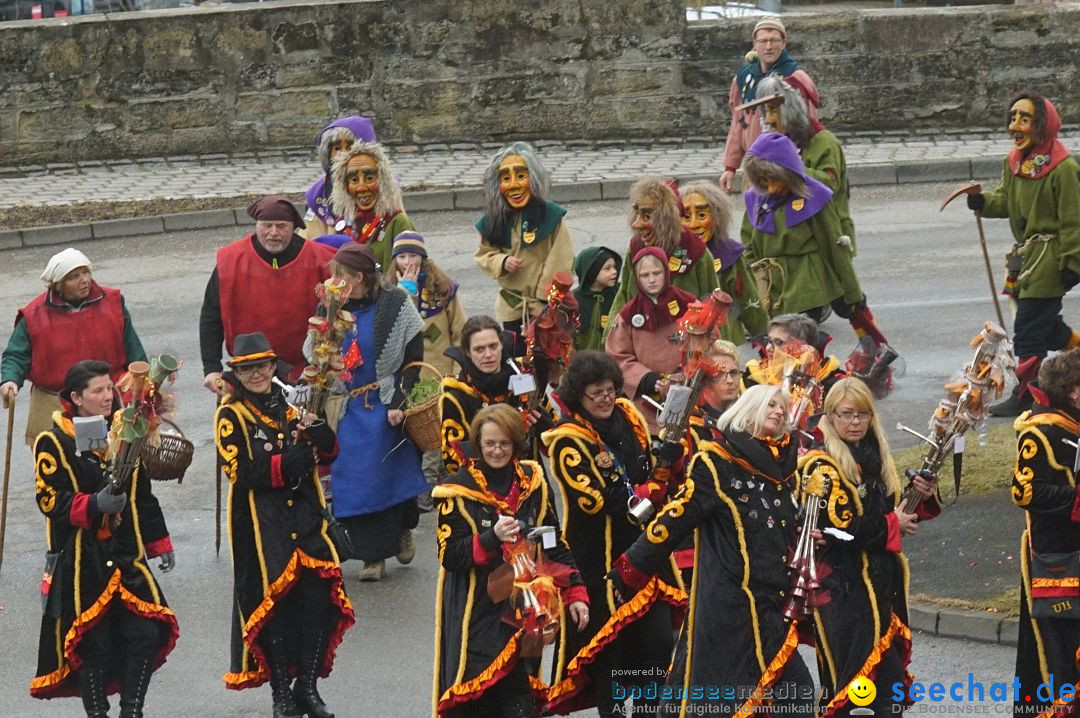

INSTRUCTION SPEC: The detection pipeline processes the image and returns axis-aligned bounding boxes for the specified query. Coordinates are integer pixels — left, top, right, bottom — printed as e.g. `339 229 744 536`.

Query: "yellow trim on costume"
127 467 162 605
1021 527 1052 685
546 577 687 705
678 529 702 718
861 552 881 649
438 631 524 709
249 490 269 595
454 498 480 687
737 623 801 715
824 613 910 714
431 565 447 718
1032 577 1080 588
228 350 277 366
814 608 839 695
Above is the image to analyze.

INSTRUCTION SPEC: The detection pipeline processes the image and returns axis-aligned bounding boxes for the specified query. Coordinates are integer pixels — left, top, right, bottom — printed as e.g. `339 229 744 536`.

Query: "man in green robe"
965 93 1080 416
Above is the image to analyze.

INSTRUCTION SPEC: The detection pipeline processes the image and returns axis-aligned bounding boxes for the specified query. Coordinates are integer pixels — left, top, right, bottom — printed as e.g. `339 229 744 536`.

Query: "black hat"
227 332 278 367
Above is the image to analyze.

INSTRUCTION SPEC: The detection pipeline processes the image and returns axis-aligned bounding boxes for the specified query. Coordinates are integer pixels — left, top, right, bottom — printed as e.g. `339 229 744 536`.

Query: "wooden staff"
940 182 1007 330
0 394 14 576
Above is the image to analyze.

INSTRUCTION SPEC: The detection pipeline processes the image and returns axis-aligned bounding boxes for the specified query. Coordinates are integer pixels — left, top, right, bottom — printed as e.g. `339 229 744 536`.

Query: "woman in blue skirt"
328 243 428 581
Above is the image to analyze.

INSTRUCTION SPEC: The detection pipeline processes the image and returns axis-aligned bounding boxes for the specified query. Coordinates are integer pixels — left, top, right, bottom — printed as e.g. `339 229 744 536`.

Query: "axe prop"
940 182 1007 330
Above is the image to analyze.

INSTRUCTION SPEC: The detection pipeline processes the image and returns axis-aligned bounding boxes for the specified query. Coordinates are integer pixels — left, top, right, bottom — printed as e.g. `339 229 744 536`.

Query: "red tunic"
17 284 127 392
216 235 334 370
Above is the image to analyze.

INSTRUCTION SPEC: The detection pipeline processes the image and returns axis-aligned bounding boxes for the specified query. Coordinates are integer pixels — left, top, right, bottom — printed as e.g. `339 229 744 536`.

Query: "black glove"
529 408 555 436
302 419 336 453
639 372 660 397
1062 268 1080 292
654 440 684 464
158 551 176 573
281 444 316 487
604 568 632 606
92 485 127 515
966 193 986 212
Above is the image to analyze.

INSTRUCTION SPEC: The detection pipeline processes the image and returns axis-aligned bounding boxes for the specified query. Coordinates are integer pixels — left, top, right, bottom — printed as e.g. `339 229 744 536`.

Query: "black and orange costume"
1011 407 1080 718
542 398 685 716
215 384 354 714
797 439 938 716
432 455 585 717
31 410 178 716
440 346 527 475
612 428 813 718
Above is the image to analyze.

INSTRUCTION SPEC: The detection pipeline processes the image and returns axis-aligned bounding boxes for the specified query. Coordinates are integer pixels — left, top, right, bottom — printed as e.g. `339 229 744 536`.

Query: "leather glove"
302 419 336 453
92 485 127 515
1062 268 1080 292
639 372 660 397
281 444 316 487
654 441 683 464
966 193 986 212
604 568 632 606
158 551 176 573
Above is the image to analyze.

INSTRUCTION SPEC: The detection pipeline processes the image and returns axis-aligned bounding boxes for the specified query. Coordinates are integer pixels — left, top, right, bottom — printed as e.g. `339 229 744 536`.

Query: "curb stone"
909 602 1018 647
0 156 1001 248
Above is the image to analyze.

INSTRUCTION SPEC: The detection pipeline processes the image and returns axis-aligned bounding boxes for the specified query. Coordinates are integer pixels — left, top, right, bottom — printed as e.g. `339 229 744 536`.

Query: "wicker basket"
141 418 195 483
402 361 444 453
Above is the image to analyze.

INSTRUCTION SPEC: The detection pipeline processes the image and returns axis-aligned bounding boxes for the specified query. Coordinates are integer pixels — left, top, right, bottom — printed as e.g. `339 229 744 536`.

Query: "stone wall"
1 0 1077 164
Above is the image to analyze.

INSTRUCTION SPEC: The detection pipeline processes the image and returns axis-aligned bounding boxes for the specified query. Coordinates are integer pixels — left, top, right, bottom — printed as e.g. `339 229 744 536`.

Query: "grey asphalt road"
0 183 1059 716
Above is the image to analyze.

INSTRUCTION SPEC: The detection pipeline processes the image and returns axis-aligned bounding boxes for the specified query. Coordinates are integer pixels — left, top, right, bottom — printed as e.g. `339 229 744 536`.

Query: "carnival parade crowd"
3 14 1080 718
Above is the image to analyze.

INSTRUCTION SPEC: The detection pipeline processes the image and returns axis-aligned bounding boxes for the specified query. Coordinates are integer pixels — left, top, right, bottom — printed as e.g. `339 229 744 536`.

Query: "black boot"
294 627 334 718
118 653 154 718
78 666 111 718
263 636 304 718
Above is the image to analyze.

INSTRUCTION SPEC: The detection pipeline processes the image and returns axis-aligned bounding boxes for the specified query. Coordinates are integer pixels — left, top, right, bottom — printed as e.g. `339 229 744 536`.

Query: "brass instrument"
784 468 832 621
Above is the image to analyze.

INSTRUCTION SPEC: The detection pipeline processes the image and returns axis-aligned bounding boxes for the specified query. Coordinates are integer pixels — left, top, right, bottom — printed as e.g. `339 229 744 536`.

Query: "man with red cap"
200 195 335 393
719 16 818 193
964 92 1080 416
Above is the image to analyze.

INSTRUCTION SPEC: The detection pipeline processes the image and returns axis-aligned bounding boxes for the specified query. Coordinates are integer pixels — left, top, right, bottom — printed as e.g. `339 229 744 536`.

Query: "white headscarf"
40 248 92 285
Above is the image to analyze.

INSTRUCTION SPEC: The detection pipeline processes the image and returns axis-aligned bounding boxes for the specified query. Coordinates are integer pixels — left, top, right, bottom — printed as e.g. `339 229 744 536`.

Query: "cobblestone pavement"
4 128 1080 210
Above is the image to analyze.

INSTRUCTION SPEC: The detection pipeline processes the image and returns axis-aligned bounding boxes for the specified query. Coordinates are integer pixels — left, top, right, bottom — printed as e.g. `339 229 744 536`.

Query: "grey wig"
318 126 358 173
482 142 551 224
756 74 814 149
679 180 734 242
329 141 404 224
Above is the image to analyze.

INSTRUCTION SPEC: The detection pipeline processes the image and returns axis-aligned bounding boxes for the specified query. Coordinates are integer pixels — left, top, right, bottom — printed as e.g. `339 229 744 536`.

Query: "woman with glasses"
215 332 354 718
797 378 939 717
542 350 685 717
433 404 588 718
610 383 814 718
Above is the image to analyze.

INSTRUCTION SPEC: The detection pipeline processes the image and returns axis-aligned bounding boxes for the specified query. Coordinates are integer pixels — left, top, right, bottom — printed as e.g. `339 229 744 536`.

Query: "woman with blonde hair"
610 383 814 717
797 377 939 717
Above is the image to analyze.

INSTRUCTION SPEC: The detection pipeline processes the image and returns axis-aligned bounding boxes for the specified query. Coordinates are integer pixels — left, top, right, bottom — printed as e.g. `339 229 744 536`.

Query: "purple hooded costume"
304 116 378 226
743 132 832 234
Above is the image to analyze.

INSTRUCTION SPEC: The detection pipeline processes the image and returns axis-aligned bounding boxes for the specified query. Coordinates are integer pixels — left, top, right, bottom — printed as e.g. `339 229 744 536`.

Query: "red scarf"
1009 97 1070 180
617 246 697 332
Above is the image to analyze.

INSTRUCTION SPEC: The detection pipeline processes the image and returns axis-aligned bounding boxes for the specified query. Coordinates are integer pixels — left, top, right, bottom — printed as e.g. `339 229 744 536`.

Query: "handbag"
321 507 356 561
1030 551 1080 619
41 550 63 618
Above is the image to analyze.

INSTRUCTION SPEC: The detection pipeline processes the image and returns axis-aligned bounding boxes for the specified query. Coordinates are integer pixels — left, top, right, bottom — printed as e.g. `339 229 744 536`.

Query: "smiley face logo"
848 676 877 707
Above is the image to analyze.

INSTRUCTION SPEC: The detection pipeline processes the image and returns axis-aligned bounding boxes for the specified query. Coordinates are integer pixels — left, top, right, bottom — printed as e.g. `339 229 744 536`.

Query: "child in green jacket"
572 246 621 351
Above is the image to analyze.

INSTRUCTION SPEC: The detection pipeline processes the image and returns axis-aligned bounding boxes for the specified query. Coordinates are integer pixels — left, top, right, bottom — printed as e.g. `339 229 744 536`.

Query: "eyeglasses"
584 389 617 403
714 370 741 382
235 362 274 376
833 410 873 423
481 440 514 453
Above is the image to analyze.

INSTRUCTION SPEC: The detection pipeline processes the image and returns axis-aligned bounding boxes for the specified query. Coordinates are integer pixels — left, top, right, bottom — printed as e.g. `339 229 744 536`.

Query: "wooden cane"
0 395 15 576
974 213 1007 330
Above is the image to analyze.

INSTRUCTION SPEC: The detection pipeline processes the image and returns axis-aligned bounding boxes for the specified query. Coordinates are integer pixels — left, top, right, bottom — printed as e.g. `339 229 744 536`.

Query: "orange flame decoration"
755 339 824 432
302 278 355 415
500 537 574 657
526 271 580 370
677 289 733 377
